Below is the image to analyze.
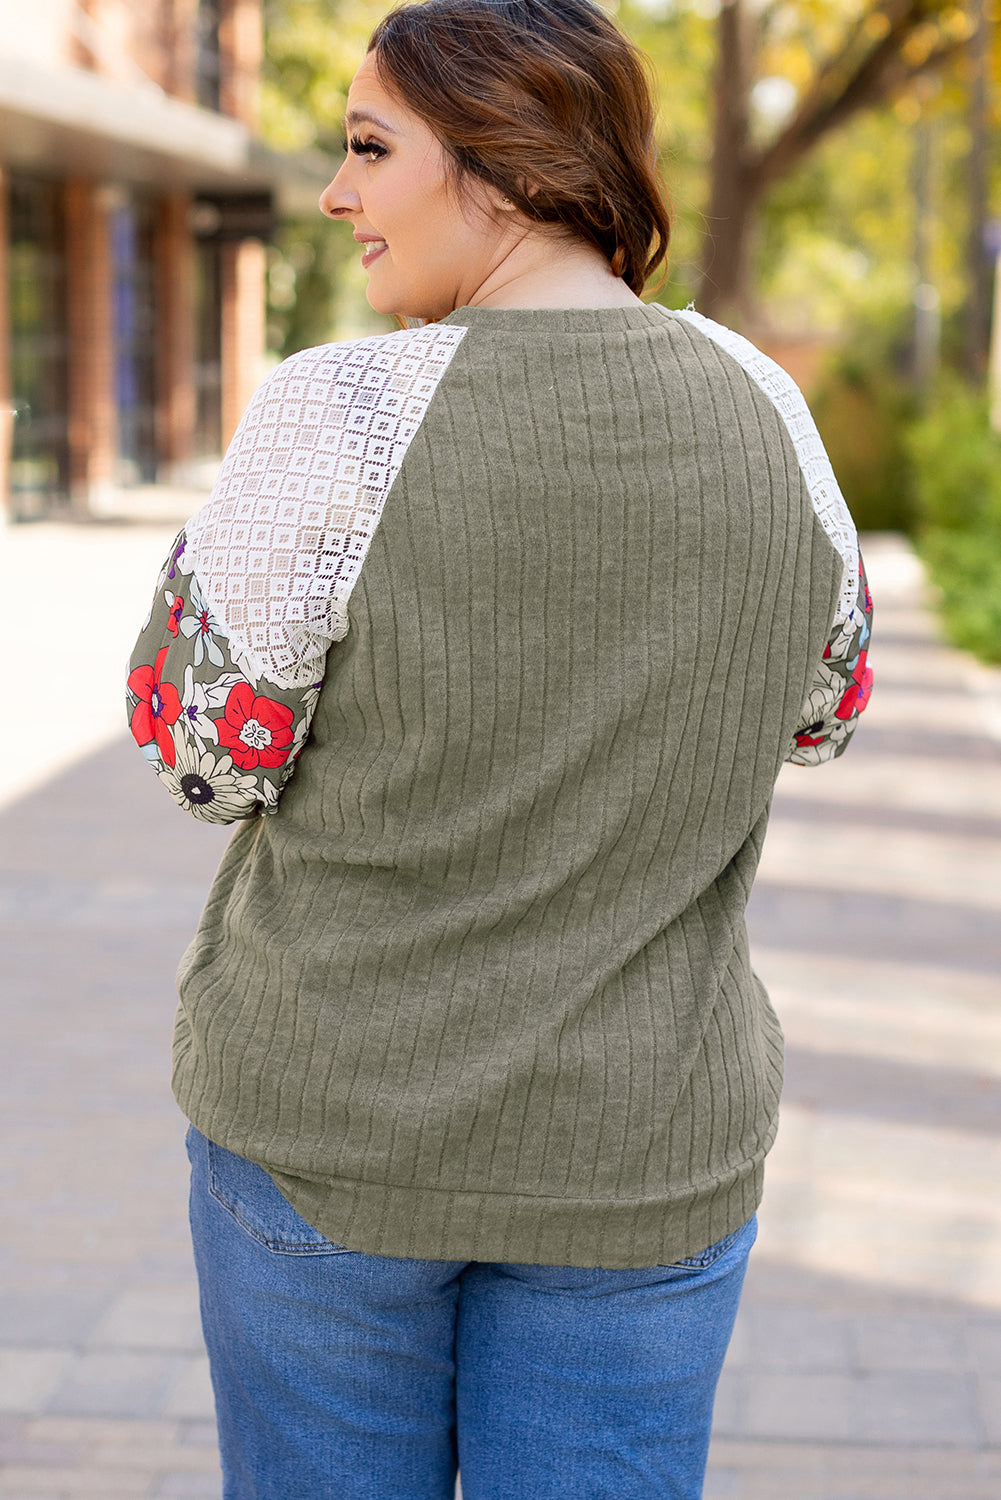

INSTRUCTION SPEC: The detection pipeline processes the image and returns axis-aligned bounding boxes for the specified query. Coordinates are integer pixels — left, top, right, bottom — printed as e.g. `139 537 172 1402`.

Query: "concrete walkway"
0 524 999 1498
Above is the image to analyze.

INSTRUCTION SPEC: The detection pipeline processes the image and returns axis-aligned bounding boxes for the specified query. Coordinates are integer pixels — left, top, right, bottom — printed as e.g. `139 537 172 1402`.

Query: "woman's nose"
319 166 358 219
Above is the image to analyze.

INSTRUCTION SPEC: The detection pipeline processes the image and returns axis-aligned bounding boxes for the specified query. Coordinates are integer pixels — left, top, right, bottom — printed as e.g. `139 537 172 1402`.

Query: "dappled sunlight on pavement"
0 518 189 810
1 515 228 1496
0 527 998 1497
705 534 1001 1497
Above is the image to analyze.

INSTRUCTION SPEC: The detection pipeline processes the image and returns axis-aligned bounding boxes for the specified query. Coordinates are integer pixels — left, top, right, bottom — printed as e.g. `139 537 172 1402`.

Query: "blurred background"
1 4 1000 1498
2 0 999 660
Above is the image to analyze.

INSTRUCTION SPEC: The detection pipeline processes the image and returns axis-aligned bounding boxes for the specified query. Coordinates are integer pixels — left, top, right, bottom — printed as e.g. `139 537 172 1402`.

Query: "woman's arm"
126 323 467 822
663 307 874 771
126 526 321 823
785 550 874 766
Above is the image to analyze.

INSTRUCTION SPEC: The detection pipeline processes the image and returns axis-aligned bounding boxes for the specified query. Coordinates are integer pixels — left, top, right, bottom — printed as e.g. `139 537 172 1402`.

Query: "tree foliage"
259 0 392 354
257 0 1001 654
260 0 384 153
697 0 984 321
258 0 1001 351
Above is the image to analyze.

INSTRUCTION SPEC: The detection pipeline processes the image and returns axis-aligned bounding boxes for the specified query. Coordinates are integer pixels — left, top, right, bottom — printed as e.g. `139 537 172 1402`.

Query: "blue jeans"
187 1127 753 1500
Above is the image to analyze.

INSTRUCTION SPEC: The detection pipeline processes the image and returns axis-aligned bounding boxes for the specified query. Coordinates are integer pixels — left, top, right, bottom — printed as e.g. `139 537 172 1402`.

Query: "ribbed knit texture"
173 305 843 1268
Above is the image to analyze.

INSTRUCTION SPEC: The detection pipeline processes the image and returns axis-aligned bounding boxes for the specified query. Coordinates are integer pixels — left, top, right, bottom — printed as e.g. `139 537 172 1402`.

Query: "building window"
8 175 70 519
111 194 159 484
196 0 223 111
193 240 223 457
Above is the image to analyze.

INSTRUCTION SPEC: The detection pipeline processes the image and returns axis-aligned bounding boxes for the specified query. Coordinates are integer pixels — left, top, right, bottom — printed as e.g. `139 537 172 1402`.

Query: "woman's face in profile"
320 52 513 321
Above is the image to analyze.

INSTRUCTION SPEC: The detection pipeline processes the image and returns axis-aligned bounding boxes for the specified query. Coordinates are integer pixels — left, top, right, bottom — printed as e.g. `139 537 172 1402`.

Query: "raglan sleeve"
666 308 876 770
785 548 874 766
126 324 469 822
125 350 332 824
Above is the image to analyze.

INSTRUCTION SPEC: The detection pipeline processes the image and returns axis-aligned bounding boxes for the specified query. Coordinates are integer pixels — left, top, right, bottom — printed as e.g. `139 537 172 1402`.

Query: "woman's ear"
492 181 539 213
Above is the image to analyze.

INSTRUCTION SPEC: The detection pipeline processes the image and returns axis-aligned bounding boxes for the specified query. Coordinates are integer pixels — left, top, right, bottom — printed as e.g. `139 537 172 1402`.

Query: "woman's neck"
463 229 643 311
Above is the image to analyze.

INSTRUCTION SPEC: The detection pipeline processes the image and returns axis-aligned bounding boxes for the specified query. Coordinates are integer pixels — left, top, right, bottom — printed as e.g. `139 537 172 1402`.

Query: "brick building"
0 0 331 519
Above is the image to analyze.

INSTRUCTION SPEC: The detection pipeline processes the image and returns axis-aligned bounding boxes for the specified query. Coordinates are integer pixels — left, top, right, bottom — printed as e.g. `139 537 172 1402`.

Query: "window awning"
0 55 334 216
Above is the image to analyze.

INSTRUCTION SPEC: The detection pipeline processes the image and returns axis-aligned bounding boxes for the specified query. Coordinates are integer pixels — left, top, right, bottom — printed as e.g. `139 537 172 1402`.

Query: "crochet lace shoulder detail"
185 323 467 688
667 307 859 628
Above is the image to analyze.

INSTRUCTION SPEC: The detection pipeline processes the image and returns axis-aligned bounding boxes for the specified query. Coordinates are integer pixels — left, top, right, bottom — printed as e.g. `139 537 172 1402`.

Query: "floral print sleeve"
126 326 468 822
663 308 874 770
127 529 321 822
786 551 874 766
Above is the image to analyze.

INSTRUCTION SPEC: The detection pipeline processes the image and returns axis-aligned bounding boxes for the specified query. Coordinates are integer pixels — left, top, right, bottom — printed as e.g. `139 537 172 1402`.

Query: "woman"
127 1 873 1495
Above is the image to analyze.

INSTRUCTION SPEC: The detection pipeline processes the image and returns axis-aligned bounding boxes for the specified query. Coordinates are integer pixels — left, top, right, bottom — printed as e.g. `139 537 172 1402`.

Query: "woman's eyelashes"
341 134 388 162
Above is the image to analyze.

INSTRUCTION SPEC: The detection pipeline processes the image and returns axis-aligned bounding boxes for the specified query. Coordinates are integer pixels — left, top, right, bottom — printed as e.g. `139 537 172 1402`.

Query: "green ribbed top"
172 304 842 1268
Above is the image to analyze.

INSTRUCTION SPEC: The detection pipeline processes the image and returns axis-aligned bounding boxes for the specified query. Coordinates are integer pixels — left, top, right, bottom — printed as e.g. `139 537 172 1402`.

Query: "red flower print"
217 683 295 770
835 650 873 721
128 647 183 766
166 595 184 637
795 728 825 748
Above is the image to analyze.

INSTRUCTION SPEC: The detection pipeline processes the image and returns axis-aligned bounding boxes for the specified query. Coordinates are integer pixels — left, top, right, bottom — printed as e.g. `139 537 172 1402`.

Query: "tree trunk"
964 0 991 377
698 0 757 324
696 0 966 330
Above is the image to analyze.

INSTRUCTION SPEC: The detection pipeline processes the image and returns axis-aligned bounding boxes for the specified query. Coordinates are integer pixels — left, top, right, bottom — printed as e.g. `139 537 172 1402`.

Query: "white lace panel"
665 307 859 626
185 323 467 689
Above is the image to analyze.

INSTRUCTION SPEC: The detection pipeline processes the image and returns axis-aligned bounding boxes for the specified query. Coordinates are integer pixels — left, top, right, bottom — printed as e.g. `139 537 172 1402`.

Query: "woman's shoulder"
656 306 798 396
267 323 468 388
235 324 470 440
659 305 860 624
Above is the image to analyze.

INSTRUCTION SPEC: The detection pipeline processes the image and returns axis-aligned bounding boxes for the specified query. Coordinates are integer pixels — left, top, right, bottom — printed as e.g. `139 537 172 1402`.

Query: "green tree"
259 0 391 354
698 0 978 323
259 0 997 351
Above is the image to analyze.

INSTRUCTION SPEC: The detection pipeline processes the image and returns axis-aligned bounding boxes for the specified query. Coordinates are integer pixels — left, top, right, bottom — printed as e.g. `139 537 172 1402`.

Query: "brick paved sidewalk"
0 525 999 1498
1 518 227 1497
709 534 1001 1499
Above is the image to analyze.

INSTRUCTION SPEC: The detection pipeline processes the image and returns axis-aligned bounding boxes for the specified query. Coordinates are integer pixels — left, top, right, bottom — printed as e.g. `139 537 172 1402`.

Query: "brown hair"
368 0 670 294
